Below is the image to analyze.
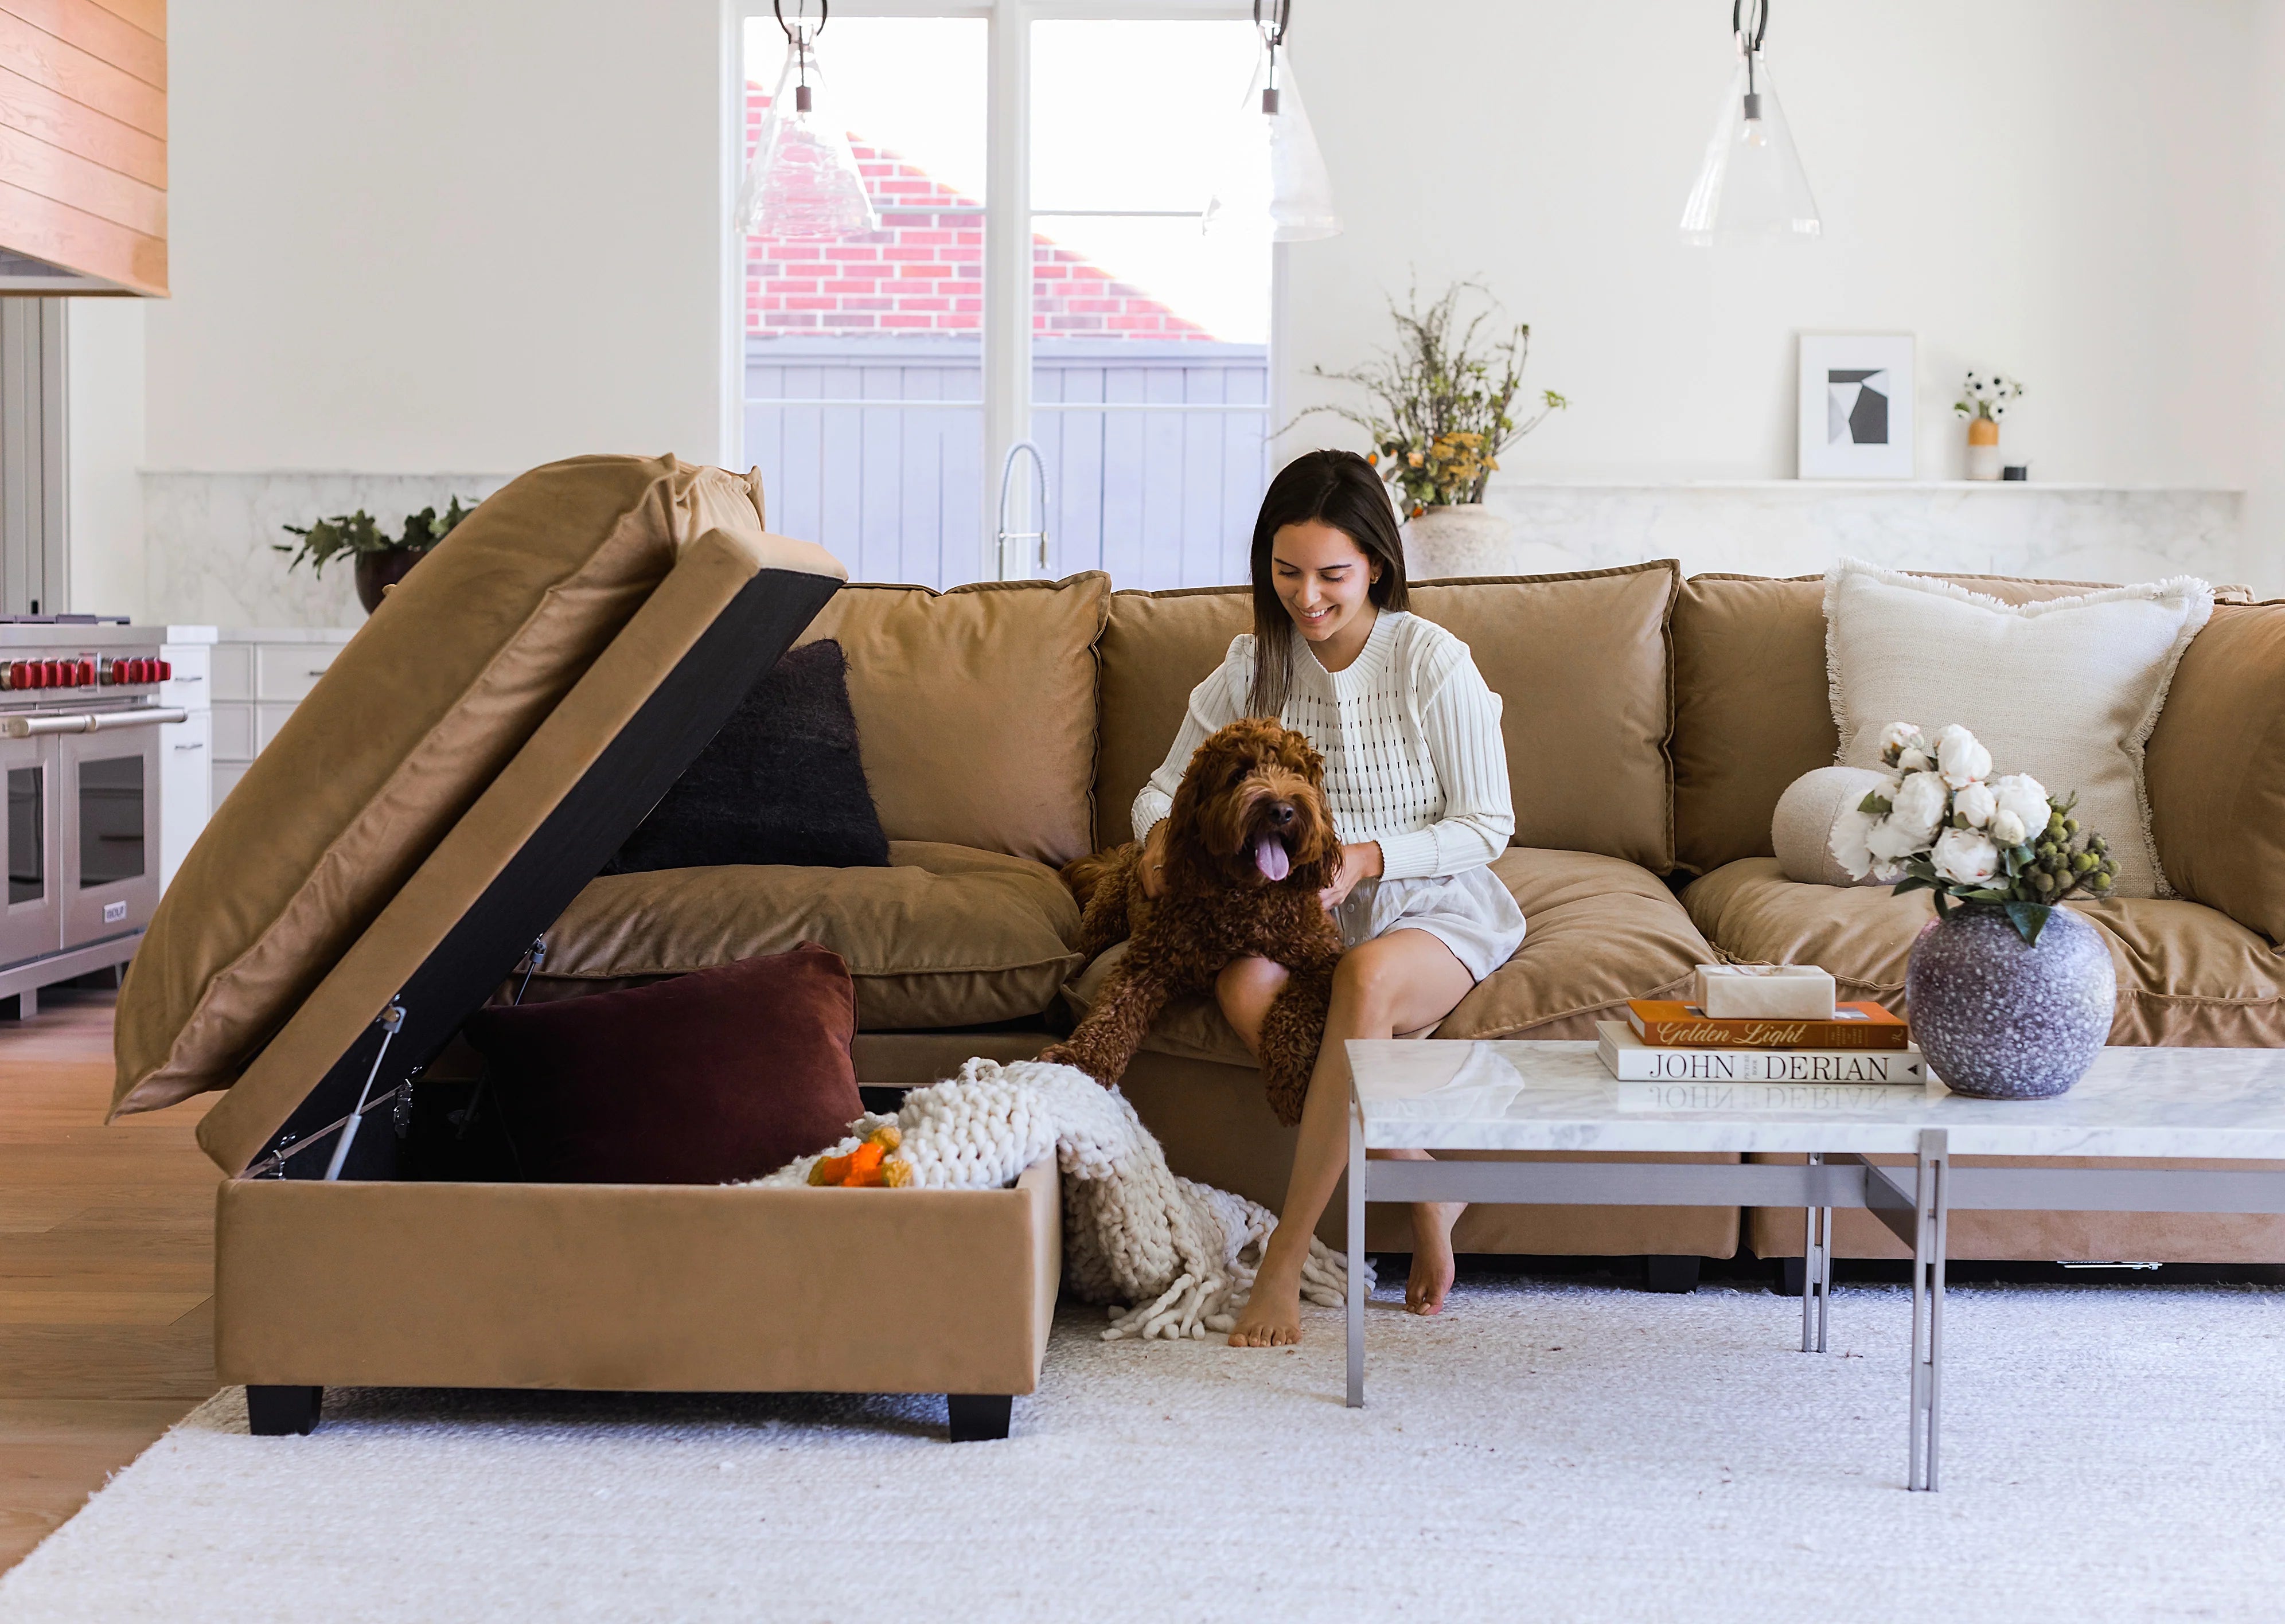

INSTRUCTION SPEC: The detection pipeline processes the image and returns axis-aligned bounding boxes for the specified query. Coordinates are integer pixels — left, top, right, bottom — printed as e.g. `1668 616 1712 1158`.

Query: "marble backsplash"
140 473 2261 627
1476 482 2257 595
144 471 516 627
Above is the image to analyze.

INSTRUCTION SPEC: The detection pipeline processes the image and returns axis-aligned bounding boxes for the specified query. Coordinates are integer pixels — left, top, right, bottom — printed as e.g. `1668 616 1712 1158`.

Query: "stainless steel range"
1 620 189 1011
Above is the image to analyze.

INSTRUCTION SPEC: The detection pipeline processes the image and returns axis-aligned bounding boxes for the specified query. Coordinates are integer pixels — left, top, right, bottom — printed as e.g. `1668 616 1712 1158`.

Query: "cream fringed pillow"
1823 559 2212 899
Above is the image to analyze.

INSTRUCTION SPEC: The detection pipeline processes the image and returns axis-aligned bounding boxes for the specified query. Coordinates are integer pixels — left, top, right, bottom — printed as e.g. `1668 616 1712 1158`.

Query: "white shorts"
1329 865 1527 983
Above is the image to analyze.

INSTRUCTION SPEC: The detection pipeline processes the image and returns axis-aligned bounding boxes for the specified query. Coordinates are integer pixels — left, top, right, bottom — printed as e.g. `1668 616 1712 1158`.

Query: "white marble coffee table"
1344 1039 2285 1490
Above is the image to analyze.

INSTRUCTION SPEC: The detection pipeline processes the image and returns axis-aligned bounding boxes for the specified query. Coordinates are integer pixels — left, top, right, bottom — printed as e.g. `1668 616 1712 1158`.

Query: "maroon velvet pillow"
463 943 861 1184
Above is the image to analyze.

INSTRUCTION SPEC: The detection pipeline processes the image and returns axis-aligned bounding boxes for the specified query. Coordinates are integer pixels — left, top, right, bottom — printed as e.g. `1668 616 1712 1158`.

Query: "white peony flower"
1990 773 2051 839
1934 724 1992 789
1886 770 1949 850
1932 826 2002 886
1989 808 2027 848
1952 781 1997 829
1876 721 1925 766
1828 806 1882 881
1896 746 1935 774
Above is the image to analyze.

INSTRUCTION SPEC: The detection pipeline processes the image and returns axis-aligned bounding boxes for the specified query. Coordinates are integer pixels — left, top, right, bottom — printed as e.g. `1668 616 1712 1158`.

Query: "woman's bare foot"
1405 1200 1463 1315
1230 1253 1305 1346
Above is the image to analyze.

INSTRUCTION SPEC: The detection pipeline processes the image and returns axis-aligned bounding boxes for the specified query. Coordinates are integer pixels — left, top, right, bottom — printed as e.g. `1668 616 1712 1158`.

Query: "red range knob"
157 659 171 681
127 658 147 683
40 661 59 688
79 659 96 686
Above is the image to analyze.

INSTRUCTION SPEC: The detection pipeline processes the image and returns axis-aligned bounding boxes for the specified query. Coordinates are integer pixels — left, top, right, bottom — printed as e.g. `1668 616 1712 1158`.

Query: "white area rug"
7 1277 2283 1623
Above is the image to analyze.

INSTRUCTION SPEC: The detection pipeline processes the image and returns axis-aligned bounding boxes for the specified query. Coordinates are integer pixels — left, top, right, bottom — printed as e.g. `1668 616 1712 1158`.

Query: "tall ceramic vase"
1402 503 1518 579
1904 903 2116 1098
1964 416 2002 481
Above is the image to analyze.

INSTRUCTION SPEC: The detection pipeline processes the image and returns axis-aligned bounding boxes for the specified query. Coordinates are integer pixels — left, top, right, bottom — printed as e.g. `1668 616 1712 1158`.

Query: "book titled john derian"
1625 998 1910 1051
1597 1022 1931 1084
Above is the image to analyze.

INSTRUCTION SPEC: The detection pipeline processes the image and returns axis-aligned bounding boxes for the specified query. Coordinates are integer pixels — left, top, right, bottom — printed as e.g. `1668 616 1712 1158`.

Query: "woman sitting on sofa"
1132 448 1524 1346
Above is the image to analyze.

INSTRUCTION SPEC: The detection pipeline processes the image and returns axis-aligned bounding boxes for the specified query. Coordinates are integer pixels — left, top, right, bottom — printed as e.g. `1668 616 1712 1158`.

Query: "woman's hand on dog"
1317 840 1385 913
1140 821 1170 899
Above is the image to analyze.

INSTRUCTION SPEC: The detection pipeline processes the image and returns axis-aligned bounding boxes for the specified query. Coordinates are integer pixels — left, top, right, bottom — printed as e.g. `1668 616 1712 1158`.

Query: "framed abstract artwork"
1797 333 1916 479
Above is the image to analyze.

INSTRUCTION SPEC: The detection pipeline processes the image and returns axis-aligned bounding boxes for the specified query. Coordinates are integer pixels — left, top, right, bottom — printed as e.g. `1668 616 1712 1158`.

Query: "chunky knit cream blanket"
754 1057 1358 1340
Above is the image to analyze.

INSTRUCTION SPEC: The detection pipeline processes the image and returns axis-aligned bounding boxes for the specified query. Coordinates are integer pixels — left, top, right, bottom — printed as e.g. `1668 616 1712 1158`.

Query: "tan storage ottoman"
112 455 1060 1442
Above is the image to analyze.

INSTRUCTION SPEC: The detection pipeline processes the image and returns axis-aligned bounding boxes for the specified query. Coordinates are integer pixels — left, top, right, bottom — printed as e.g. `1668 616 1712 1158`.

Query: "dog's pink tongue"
1254 836 1291 882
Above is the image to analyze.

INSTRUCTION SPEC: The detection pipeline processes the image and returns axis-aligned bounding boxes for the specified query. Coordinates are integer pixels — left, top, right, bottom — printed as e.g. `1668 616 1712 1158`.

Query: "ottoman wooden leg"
946 1393 1012 1442
247 1385 323 1436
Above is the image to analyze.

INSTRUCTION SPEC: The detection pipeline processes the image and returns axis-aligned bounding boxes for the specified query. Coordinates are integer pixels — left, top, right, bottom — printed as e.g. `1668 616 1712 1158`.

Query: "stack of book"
1596 965 1928 1085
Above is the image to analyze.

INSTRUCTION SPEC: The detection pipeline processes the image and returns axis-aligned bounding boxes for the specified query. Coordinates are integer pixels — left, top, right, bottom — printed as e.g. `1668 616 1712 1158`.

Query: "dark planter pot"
1905 903 2116 1099
353 546 426 614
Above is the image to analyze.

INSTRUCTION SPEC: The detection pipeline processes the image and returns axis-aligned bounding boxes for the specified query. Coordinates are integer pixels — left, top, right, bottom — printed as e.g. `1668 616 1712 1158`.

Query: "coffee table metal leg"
1802 1151 1831 1355
1908 1128 1950 1492
1346 1101 1366 1408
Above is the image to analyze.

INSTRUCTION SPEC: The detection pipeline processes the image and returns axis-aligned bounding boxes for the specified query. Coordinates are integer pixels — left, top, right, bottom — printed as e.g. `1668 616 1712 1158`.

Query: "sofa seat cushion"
530 841 1082 1031
1684 857 2285 1046
1436 849 1713 1041
1062 847 1711 1061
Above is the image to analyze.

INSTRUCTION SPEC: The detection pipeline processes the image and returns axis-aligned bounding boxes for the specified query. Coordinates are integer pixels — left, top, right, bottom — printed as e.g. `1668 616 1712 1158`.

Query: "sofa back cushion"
1094 587 1254 852
799 573 1109 868
114 455 786 1118
2146 599 2285 944
1095 562 1679 871
1672 572 2133 877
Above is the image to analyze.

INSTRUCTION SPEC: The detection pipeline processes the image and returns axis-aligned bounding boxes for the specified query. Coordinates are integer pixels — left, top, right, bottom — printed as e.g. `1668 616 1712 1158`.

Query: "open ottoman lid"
108 454 845 1176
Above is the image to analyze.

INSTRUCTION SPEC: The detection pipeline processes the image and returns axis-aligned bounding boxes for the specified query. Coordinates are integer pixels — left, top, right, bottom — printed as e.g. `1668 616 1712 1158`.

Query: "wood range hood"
0 0 164 296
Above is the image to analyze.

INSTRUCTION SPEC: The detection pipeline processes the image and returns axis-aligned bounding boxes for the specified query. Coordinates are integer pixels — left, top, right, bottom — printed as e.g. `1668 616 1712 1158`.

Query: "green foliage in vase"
1296 282 1566 514
275 495 480 577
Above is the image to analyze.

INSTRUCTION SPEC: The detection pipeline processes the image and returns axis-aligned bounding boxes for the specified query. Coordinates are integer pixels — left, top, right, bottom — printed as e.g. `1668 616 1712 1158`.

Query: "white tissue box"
1693 964 1836 1021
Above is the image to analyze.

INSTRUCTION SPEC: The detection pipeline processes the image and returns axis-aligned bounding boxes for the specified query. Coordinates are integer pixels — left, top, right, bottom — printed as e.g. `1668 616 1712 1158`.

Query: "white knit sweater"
1131 610 1514 882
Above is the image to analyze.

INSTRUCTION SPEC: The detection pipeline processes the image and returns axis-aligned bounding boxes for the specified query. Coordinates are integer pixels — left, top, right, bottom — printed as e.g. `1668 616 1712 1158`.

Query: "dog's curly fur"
1040 716 1344 1126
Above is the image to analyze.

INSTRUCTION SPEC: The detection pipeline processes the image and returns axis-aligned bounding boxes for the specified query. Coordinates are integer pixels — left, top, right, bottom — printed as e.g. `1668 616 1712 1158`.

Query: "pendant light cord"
1253 0 1291 109
773 0 826 108
1730 0 1768 99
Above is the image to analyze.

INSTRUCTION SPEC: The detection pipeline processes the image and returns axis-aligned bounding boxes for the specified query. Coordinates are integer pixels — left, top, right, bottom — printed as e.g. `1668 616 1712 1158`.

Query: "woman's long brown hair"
1245 449 1410 719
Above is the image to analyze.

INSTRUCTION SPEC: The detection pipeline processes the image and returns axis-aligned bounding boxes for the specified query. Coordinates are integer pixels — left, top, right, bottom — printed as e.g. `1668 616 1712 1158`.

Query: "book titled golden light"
1625 999 1910 1051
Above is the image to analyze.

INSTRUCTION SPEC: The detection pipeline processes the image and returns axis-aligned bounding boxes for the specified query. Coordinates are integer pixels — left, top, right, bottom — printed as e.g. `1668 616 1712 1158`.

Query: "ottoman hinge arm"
322 1000 408 1181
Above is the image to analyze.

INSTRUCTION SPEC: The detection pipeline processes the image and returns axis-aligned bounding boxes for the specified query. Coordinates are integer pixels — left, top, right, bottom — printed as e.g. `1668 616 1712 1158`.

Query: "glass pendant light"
1203 0 1342 243
1679 0 1820 245
735 0 879 241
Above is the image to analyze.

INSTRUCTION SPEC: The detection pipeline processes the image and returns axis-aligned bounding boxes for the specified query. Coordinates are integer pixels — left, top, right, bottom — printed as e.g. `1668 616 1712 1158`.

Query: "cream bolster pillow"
1773 765 1896 888
1822 559 2213 900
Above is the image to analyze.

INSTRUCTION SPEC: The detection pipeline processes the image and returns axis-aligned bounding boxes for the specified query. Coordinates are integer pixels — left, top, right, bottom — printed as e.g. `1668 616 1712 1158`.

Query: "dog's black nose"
1269 802 1296 828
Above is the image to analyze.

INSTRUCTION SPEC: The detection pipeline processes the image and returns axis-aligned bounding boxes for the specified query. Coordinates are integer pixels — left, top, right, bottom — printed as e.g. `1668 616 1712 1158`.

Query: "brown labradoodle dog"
1040 716 1344 1126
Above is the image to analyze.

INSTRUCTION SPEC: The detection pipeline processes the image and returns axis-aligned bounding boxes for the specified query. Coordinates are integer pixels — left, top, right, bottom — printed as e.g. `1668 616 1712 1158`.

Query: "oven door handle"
0 707 189 739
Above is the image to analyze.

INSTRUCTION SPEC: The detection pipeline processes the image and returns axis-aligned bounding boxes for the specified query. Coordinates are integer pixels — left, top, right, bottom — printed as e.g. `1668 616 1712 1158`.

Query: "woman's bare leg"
1216 956 1290 1057
1229 930 1475 1346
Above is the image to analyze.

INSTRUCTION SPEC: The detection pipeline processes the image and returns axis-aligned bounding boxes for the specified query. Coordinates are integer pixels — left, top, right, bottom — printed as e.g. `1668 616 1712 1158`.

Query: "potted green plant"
1299 282 1566 577
276 497 479 614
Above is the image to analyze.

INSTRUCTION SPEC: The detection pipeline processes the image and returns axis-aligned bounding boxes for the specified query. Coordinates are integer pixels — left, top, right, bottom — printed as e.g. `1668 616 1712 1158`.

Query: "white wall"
66 298 145 620
142 0 731 475
97 0 2285 618
1281 1 2264 567
2248 0 2285 594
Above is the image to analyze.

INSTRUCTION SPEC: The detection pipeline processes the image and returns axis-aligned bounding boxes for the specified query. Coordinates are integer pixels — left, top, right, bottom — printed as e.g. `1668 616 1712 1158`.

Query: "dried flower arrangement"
1300 282 1566 516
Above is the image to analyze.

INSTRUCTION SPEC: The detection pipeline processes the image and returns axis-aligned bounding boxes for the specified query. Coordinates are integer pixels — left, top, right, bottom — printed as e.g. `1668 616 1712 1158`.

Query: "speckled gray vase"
1905 904 2116 1099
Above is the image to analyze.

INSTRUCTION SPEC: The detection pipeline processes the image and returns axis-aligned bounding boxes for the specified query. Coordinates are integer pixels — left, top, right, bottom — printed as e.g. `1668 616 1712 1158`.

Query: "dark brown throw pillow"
463 943 862 1184
606 638 890 873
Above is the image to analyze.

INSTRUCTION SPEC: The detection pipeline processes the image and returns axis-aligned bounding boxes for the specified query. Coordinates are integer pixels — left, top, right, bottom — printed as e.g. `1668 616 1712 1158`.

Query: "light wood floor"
0 989 218 1575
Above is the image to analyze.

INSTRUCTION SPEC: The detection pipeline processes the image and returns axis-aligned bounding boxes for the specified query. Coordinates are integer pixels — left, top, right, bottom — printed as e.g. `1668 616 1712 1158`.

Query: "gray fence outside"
743 335 1271 590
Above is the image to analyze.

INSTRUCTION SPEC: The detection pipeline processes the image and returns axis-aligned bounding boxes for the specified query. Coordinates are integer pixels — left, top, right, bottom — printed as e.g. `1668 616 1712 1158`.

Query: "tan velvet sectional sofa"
528 561 2285 1269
